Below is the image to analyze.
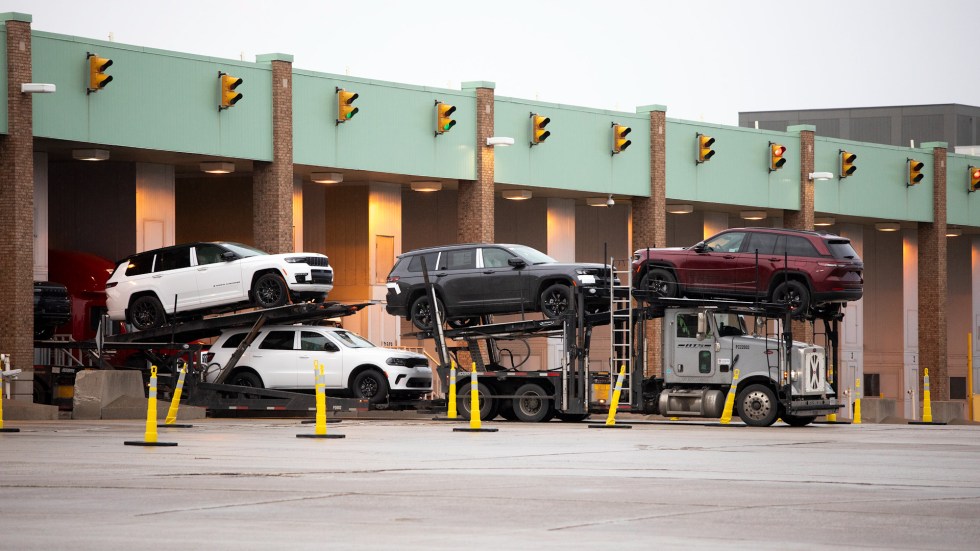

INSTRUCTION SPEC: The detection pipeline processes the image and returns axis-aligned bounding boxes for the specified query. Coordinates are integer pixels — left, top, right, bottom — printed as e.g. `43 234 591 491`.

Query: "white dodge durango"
106 242 333 331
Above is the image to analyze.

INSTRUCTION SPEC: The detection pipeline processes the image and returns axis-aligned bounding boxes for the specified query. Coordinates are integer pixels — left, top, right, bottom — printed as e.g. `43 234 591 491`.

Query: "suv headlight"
386 357 411 366
284 257 307 264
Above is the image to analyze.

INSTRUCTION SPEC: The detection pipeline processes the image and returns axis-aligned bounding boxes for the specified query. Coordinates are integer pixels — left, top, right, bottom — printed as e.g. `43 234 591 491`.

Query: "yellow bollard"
853 378 862 424
589 364 632 429
125 365 177 446
719 369 740 424
447 360 458 419
298 360 345 439
161 361 192 428
922 368 933 423
452 363 498 433
469 363 481 430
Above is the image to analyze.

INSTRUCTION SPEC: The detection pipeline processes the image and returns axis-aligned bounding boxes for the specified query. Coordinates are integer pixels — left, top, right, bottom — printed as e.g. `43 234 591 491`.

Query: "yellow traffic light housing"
336 88 359 124
970 166 980 192
769 142 787 172
612 123 631 154
840 150 857 178
697 133 715 163
907 158 924 187
87 52 113 93
531 113 551 145
435 101 456 136
219 72 243 110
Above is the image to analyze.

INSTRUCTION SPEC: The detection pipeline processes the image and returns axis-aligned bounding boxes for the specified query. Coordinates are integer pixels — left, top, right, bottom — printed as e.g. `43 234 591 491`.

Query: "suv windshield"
826 240 858 260
331 330 375 348
506 245 556 265
220 242 268 258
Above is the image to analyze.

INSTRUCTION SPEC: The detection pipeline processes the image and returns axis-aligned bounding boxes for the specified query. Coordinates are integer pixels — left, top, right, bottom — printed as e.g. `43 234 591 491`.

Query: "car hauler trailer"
33 302 373 415
415 287 842 426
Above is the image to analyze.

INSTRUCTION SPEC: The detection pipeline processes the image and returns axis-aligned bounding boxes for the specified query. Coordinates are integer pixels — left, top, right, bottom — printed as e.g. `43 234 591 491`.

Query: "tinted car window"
827 240 859 259
745 233 778 255
124 253 154 276
784 236 819 257
482 248 515 268
442 248 476 270
221 333 248 348
407 252 440 273
195 244 226 265
258 330 295 350
156 247 192 271
300 331 330 351
704 232 746 253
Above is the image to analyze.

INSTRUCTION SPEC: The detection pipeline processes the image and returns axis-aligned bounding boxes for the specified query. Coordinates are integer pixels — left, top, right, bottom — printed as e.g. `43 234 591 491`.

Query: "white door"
152 246 199 313
299 330 344 388
193 244 246 306
250 330 300 388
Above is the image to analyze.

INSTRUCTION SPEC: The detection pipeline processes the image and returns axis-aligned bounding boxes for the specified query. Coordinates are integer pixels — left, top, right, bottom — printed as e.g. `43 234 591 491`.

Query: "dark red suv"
632 228 863 315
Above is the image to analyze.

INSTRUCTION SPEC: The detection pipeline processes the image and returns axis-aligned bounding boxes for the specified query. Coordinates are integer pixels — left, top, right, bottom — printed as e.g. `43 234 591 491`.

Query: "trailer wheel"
736 384 778 427
782 413 817 427
253 273 289 309
352 370 389 405
512 383 551 422
128 295 166 331
456 381 497 420
540 284 572 318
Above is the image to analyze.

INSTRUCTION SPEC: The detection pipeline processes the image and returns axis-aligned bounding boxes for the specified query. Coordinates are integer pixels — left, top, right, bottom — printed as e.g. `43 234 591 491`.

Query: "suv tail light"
201 352 214 364
387 275 400 283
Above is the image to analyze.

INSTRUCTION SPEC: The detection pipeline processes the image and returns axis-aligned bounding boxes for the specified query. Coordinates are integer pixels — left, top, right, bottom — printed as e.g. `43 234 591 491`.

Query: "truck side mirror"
696 312 707 341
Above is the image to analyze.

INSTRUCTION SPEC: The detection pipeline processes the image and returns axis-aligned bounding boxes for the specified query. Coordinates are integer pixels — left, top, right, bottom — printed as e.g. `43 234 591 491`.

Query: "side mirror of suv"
507 257 527 268
692 242 707 253
220 251 238 261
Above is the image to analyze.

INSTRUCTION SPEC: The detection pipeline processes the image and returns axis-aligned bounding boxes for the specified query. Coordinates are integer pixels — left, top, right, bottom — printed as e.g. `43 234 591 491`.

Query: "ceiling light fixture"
740 210 767 221
808 171 834 181
311 172 343 184
200 161 235 174
411 181 442 192
667 204 694 214
946 228 962 237
502 189 532 200
814 216 836 227
72 148 109 161
486 136 515 147
875 222 901 232
587 197 611 207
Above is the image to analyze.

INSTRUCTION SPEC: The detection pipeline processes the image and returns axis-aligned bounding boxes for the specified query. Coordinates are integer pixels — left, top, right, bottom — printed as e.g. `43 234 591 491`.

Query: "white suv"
203 325 432 404
106 242 334 331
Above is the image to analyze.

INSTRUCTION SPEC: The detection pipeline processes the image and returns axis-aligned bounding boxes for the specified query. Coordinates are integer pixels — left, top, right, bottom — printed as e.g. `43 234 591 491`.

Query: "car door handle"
767 257 781 262
723 255 735 259
152 274 162 278
197 267 208 271
298 355 310 359
483 271 494 274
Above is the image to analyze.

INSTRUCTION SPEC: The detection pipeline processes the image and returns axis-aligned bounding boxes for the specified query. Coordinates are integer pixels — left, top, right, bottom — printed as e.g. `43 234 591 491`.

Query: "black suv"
385 244 613 329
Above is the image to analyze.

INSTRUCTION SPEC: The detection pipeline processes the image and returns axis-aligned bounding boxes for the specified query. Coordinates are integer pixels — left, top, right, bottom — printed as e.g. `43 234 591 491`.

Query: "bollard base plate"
908 421 947 425
453 427 499 432
124 441 178 446
158 424 194 428
297 433 346 438
300 419 342 424
0 428 21 432
588 424 632 429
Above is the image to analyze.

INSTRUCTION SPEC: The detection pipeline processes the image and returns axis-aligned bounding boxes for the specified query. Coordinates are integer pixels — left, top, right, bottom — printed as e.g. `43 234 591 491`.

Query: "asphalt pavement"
1 416 978 550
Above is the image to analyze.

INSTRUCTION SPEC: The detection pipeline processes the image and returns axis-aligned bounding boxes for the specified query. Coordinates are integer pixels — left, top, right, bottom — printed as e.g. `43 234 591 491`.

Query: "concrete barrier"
72 370 205 420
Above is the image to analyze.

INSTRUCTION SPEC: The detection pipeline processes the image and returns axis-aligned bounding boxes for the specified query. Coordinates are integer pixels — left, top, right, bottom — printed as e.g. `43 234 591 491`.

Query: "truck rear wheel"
736 384 778 427
456 381 497 420
512 383 550 422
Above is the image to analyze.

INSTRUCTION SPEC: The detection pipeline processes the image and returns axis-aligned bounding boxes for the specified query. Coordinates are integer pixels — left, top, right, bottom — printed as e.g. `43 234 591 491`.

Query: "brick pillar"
0 15 35 374
634 106 667 377
784 125 816 343
253 54 294 253
458 82 494 243
918 142 948 400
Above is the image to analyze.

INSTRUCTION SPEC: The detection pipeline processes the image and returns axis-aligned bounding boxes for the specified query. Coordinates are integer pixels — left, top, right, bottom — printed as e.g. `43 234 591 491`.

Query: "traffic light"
336 88 359 124
435 101 456 136
907 158 924 187
970 166 980 192
840 150 857 178
219 72 243 110
769 142 787 172
87 52 113 93
697 133 715 163
612 123 631 154
531 113 551 145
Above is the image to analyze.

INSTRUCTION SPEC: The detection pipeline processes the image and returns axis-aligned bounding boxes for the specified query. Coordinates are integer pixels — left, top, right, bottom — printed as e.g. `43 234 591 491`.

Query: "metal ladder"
608 257 633 402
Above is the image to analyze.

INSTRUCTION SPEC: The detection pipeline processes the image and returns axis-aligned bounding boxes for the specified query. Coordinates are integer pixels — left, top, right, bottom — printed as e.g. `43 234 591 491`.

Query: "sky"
4 0 978 126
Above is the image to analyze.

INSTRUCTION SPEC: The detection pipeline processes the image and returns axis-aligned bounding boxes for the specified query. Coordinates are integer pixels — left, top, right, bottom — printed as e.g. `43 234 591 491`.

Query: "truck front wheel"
736 384 779 427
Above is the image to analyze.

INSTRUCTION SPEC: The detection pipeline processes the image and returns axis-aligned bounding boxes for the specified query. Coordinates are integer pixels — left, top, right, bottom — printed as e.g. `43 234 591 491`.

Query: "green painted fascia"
947 152 980 227
665 119 800 210
292 73 476 180
493 97 648 195
0 12 31 23
814 137 933 222
31 31 272 160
